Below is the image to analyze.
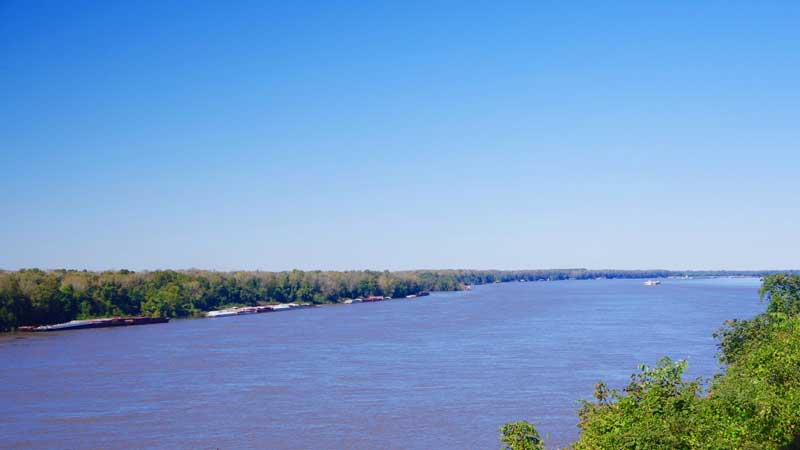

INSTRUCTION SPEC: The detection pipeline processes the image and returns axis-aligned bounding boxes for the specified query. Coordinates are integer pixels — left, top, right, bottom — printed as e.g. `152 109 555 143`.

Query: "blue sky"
1 1 798 271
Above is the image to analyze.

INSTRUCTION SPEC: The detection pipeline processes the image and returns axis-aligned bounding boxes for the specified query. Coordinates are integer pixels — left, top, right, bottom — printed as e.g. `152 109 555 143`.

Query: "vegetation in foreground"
0 268 783 331
500 274 800 450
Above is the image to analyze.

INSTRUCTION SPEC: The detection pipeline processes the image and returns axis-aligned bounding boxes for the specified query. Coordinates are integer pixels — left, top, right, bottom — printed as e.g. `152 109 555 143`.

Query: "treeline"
0 268 461 331
500 274 800 450
0 268 792 331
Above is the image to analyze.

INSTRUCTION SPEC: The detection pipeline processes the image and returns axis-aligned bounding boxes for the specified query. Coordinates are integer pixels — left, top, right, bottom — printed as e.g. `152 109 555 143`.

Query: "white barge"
205 303 312 318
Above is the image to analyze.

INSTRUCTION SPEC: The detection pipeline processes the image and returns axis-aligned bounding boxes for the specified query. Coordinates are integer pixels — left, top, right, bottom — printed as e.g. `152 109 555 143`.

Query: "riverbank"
1 268 794 332
10 291 440 333
1 275 756 334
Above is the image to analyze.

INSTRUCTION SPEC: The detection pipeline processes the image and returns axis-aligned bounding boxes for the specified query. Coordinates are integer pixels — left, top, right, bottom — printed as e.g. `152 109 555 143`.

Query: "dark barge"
18 316 170 332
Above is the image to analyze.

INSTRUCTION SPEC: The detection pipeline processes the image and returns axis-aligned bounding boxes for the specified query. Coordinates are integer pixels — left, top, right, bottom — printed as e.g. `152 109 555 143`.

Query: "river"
0 277 763 449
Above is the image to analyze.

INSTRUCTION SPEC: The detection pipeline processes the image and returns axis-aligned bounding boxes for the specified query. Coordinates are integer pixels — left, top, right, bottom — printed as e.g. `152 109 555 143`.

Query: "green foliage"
573 358 703 450
697 315 800 449
500 421 545 450
715 274 800 365
502 274 800 450
761 274 800 316
713 315 771 365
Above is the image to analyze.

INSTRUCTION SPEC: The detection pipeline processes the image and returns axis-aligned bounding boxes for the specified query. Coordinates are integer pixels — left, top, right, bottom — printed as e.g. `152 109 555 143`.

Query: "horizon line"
2 267 798 274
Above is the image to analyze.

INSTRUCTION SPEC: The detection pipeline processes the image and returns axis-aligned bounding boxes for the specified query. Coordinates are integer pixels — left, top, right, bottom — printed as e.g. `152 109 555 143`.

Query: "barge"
205 303 313 318
18 316 169 332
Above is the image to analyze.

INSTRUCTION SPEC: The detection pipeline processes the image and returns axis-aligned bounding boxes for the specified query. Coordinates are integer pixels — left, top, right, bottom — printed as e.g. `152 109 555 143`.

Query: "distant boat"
644 280 661 286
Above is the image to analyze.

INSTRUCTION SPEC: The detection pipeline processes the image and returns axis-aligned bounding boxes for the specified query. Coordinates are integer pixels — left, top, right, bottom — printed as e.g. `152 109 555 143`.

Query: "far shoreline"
1 269 792 333
1 274 770 335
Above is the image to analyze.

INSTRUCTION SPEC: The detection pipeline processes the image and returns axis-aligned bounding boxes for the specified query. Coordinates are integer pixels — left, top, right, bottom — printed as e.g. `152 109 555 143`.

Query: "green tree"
573 358 702 450
761 273 800 316
499 421 544 450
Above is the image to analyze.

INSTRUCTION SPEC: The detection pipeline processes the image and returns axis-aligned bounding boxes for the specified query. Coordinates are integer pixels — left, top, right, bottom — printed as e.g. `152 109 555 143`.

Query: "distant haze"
1 2 798 271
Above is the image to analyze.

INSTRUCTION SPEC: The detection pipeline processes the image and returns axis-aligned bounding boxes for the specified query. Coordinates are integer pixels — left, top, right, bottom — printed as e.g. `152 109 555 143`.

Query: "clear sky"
1 1 798 271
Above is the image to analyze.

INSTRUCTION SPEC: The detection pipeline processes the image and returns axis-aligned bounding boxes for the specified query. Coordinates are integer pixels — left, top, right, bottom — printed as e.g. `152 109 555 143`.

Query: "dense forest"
0 268 791 332
499 274 800 450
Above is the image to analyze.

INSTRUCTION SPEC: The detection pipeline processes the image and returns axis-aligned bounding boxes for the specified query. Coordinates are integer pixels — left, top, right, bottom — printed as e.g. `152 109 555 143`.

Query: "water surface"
0 278 763 449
